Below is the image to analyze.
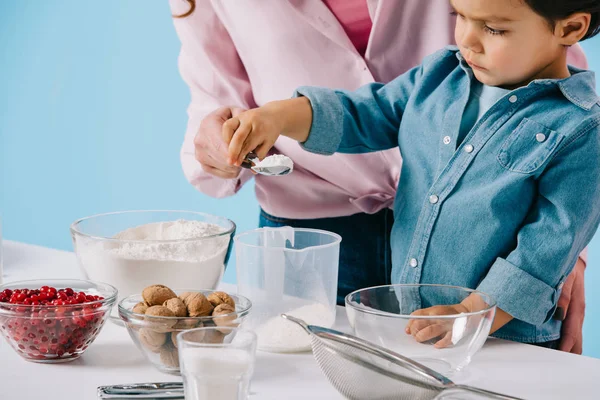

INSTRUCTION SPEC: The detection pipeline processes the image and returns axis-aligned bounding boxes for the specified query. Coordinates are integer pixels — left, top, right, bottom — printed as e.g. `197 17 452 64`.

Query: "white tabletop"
1 241 599 400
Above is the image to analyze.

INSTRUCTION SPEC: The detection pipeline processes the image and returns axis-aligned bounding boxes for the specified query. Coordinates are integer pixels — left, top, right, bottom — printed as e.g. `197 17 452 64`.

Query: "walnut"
212 304 237 333
176 327 208 344
207 291 235 309
171 331 179 348
159 345 179 368
144 306 177 332
178 292 194 302
171 322 203 348
132 302 148 314
142 285 177 306
138 328 167 352
174 318 200 330
183 292 214 317
202 319 216 328
204 329 225 344
163 298 187 317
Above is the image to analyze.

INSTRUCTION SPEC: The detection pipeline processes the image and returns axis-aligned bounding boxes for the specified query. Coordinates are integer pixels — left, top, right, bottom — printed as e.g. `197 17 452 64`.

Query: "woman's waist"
256 143 400 219
254 171 397 219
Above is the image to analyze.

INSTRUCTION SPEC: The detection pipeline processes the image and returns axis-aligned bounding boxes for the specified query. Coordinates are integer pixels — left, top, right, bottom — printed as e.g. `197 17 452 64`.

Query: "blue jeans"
259 208 394 305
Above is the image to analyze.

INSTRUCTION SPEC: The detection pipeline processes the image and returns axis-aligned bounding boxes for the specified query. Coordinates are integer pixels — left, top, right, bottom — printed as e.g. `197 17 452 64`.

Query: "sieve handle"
281 314 311 334
454 384 525 400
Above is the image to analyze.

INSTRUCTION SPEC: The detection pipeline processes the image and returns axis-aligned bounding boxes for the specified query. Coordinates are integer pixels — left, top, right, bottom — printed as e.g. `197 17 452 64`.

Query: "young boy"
224 0 600 347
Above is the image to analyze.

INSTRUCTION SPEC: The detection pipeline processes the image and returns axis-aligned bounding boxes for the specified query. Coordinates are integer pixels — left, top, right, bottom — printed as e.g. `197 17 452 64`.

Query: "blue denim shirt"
296 46 600 343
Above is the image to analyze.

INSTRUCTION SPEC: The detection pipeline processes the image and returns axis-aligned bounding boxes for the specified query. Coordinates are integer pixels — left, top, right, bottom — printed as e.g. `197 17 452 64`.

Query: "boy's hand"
405 304 470 349
406 293 512 349
222 105 284 167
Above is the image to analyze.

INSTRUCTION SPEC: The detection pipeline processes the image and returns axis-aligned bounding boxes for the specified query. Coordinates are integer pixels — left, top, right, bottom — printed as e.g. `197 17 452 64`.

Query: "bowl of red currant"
0 279 117 363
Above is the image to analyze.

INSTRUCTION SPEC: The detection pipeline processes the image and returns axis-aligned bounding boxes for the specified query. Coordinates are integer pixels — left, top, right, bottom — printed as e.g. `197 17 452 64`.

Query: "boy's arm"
223 63 425 165
476 119 600 329
293 63 425 155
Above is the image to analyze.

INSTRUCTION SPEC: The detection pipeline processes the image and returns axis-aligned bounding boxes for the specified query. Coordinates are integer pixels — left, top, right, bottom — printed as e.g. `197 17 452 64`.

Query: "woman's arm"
170 0 256 198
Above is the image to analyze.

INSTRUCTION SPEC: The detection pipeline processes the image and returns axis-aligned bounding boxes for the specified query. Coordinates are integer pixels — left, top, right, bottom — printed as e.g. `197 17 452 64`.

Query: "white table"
1 241 600 400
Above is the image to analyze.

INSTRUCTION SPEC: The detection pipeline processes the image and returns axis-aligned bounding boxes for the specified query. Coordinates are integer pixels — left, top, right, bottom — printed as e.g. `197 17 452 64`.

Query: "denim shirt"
295 46 600 343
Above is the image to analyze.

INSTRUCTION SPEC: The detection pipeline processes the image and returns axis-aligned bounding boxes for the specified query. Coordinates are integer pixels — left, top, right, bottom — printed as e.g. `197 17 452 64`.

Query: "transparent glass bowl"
345 284 496 375
119 290 252 375
0 279 117 363
71 210 236 321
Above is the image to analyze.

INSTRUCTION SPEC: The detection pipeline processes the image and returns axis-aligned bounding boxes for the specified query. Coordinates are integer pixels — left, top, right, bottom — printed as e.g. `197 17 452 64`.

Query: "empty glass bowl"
345 284 496 375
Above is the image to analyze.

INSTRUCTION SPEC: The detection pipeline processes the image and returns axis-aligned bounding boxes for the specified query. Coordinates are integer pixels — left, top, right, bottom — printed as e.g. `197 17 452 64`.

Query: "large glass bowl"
119 289 252 375
345 284 496 376
70 210 236 321
0 279 117 363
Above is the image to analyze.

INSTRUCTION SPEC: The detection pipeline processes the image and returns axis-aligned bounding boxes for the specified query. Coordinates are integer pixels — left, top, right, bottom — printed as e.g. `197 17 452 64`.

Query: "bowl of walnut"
118 284 252 374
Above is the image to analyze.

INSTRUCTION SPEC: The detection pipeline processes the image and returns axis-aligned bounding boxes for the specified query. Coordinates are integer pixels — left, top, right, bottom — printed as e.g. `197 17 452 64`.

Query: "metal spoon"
241 152 292 176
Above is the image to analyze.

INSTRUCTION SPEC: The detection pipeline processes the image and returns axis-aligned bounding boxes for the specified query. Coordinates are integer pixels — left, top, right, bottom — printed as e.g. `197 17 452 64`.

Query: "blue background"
1 2 600 357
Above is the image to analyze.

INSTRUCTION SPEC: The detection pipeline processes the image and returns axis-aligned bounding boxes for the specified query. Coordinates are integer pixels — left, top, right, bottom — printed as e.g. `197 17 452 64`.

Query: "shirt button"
558 282 564 290
443 136 451 145
409 258 418 268
536 133 547 142
429 195 439 204
464 144 474 153
509 95 518 103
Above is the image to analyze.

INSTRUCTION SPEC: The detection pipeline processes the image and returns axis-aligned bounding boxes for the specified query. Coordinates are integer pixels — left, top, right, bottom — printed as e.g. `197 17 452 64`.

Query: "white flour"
254 154 294 171
75 220 230 303
255 303 335 353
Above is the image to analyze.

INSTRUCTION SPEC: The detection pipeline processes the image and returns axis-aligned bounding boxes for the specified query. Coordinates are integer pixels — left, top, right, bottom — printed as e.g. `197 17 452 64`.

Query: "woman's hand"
557 257 586 354
194 106 247 179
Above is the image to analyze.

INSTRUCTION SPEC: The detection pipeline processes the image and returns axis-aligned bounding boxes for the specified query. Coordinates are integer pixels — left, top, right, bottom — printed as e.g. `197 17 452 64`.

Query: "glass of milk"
178 327 257 400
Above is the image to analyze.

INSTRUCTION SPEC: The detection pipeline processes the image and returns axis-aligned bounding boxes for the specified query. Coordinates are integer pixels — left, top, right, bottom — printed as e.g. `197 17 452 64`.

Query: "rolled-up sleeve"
477 118 600 325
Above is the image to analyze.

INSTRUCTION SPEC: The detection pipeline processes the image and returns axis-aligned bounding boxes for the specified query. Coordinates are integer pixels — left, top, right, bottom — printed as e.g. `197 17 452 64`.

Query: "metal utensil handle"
281 314 312 334
241 151 259 169
454 384 525 400
97 382 184 399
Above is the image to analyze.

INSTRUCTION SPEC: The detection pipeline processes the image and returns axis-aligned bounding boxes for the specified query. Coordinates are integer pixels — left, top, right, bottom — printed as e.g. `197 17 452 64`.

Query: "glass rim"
70 210 236 244
234 227 342 252
0 279 118 310
345 283 497 319
177 326 257 348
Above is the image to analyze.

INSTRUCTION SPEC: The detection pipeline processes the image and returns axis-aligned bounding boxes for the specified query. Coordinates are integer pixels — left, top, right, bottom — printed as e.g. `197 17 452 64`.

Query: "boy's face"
451 0 567 88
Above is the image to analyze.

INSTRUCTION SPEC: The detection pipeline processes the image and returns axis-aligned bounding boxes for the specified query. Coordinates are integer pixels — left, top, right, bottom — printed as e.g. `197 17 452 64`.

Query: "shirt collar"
451 46 599 111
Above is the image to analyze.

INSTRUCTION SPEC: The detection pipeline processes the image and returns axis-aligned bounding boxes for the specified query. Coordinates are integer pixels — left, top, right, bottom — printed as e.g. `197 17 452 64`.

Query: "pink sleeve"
170 0 255 198
567 43 588 69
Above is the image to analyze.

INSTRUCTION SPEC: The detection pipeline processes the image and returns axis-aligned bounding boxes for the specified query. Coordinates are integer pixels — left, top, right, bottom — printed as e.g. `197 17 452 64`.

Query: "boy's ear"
556 13 592 45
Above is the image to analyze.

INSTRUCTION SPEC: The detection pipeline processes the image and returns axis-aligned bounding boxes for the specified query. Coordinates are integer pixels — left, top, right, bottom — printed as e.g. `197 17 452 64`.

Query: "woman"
169 0 588 353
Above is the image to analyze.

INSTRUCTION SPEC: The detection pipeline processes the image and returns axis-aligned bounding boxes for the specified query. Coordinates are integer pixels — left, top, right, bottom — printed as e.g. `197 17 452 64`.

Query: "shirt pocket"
497 118 564 174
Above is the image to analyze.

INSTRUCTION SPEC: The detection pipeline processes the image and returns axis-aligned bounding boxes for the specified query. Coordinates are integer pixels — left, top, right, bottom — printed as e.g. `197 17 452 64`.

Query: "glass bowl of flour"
70 211 235 322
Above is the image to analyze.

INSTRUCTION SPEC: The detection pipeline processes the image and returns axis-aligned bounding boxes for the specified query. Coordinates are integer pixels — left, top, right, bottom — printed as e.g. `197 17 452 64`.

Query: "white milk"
181 348 253 400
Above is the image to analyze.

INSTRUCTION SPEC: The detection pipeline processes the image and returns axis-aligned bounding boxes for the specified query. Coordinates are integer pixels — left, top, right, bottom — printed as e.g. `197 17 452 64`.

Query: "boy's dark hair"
524 0 600 40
